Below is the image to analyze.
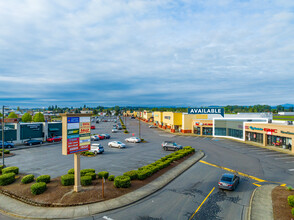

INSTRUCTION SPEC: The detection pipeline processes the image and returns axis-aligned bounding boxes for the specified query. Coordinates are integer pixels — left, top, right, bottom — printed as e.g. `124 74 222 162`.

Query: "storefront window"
194 126 200 135
203 127 212 135
267 136 292 150
246 132 263 144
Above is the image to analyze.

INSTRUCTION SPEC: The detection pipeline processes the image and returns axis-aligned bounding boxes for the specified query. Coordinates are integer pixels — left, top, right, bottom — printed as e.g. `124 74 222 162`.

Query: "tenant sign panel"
61 114 92 155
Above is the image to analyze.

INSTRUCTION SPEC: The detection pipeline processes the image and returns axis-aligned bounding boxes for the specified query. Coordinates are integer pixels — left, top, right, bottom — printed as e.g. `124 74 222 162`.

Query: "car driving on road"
161 141 183 151
125 137 141 143
218 173 240 190
89 143 104 154
108 141 126 148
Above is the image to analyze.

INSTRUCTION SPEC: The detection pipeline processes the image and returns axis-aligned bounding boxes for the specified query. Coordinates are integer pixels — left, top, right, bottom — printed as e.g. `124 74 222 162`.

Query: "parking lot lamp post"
139 115 141 139
2 105 8 167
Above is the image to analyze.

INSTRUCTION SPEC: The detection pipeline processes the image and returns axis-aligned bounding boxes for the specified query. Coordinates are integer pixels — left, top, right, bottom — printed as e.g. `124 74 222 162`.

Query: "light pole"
2 105 8 167
138 114 141 139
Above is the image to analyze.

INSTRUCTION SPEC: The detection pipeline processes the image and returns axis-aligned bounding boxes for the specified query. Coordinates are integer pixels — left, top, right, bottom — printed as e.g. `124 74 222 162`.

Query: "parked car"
161 141 183 151
97 134 105 140
112 128 118 133
96 120 99 124
46 136 62 142
131 116 135 119
91 125 95 129
125 137 141 143
101 134 110 139
91 135 100 141
218 173 240 190
0 141 14 149
89 143 104 154
108 141 126 148
149 125 157 128
24 139 43 146
117 125 122 130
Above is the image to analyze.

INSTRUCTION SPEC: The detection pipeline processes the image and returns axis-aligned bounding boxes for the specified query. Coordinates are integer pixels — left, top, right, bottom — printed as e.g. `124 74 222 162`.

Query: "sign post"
60 113 92 193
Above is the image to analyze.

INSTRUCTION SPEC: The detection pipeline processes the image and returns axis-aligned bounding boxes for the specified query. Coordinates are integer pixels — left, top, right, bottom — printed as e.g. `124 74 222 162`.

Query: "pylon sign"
61 114 91 155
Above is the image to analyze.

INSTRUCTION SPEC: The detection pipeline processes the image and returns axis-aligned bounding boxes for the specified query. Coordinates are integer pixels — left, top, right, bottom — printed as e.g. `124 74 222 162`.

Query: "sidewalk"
0 151 204 219
249 184 276 220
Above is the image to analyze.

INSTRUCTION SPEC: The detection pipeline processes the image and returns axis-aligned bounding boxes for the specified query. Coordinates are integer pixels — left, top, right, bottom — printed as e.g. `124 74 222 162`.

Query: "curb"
9 142 57 151
0 150 205 219
247 186 258 220
248 184 276 220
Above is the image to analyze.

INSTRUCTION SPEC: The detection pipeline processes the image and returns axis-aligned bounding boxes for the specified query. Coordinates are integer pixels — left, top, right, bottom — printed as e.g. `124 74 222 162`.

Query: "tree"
33 113 45 122
21 113 32 122
8 112 18 118
114 106 120 116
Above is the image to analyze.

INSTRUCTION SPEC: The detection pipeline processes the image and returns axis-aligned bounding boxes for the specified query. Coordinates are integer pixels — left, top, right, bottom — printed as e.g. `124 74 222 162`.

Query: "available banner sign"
62 115 91 155
188 108 225 117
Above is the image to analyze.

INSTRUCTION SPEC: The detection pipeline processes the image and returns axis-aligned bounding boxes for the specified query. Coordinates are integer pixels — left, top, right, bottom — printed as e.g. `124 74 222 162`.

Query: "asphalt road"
2 117 294 220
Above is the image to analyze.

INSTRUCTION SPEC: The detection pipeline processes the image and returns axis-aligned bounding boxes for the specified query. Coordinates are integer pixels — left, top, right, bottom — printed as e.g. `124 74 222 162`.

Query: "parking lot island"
0 150 204 219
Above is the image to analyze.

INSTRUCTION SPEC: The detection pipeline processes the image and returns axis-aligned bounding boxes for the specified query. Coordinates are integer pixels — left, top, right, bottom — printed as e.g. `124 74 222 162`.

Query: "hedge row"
122 146 195 182
0 149 10 154
36 175 51 183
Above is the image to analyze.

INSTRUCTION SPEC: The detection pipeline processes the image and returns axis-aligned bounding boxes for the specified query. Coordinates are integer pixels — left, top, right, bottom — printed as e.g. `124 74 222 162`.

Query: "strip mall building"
150 111 294 153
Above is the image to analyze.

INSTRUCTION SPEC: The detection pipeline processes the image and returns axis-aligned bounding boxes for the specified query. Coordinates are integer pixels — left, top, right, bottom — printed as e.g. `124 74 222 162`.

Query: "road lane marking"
257 152 281 155
288 169 294 172
265 154 285 157
199 160 266 182
285 161 294 163
252 182 261 187
103 216 114 220
189 187 215 220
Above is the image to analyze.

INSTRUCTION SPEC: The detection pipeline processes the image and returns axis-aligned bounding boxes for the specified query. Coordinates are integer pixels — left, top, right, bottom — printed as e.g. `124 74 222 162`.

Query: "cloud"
0 0 293 107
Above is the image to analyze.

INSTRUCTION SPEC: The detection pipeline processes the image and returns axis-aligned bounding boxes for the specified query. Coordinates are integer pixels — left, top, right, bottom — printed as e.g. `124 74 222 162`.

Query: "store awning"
49 128 59 132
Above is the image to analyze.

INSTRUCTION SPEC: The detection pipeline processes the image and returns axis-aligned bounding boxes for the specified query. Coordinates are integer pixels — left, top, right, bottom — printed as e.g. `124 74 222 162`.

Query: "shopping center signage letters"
249 126 277 133
62 116 91 155
281 131 294 135
188 108 224 117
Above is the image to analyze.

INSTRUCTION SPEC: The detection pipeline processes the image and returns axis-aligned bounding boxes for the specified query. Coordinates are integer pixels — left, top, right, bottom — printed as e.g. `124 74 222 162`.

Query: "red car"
47 136 62 142
97 134 105 140
91 125 95 129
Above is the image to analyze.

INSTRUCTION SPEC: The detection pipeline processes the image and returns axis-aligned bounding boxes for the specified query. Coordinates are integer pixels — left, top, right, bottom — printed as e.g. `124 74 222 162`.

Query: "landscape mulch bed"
272 186 294 220
0 153 194 206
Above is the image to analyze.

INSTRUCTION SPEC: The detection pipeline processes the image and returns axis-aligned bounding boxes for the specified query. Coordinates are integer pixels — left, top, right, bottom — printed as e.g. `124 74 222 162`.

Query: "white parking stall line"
274 156 294 160
248 149 269 152
285 161 294 163
288 169 294 172
257 151 281 155
265 154 285 157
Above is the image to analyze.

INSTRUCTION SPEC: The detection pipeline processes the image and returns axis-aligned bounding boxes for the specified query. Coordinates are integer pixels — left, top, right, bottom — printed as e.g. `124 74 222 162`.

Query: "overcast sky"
0 0 294 108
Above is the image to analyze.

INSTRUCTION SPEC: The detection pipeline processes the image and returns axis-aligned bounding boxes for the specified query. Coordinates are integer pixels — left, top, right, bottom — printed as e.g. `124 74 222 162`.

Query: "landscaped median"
0 147 204 219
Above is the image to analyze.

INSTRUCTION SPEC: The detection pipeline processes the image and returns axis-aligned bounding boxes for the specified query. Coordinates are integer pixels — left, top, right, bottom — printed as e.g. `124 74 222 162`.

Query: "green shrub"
108 175 115 181
31 182 47 195
123 170 138 180
0 173 15 186
288 195 294 207
287 186 293 191
61 174 74 186
137 169 152 180
85 172 96 180
292 208 294 216
21 174 34 184
124 130 129 133
36 175 51 183
0 149 10 154
114 176 131 188
2 166 19 175
81 175 92 186
81 169 95 176
68 168 74 174
98 171 109 179
0 165 3 173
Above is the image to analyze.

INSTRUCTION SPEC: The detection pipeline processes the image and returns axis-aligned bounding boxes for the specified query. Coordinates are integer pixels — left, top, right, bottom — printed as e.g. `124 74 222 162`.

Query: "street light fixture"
2 105 8 167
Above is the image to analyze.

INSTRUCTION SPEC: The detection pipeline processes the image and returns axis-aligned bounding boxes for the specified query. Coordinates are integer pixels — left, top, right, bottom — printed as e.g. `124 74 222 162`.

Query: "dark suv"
161 141 183 151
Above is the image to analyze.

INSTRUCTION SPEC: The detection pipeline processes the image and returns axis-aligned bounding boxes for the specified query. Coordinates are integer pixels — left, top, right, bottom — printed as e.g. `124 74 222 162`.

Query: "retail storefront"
192 120 213 136
162 112 182 133
245 123 294 152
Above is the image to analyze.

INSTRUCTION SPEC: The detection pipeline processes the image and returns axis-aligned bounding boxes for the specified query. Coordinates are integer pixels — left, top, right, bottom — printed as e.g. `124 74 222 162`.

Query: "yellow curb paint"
199 160 266 182
189 187 215 220
280 183 286 187
252 183 261 187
